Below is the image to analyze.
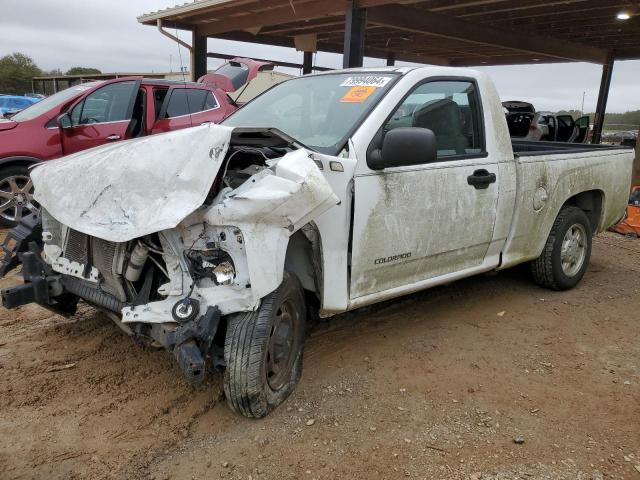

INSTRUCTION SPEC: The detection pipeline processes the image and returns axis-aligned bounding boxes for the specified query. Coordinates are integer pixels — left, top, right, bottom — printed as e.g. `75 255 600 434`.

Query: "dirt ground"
0 229 639 480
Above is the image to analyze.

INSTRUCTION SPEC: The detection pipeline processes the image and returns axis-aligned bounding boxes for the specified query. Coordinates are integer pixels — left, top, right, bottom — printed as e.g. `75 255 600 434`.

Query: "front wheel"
0 165 39 228
224 272 306 418
531 206 592 290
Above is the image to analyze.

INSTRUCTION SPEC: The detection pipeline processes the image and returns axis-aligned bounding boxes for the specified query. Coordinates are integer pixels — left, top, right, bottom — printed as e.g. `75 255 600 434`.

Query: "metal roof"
138 0 640 66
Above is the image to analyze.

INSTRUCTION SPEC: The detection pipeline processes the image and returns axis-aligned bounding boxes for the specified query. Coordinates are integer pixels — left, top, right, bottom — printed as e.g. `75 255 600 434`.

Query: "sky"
2 0 639 114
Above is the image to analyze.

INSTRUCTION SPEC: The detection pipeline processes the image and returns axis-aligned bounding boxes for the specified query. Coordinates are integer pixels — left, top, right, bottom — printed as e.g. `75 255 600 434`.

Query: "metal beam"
343 1 366 68
197 0 347 37
191 29 208 81
386 51 396 66
303 51 313 74
215 30 452 67
592 53 615 144
633 129 640 187
206 51 332 71
366 4 609 64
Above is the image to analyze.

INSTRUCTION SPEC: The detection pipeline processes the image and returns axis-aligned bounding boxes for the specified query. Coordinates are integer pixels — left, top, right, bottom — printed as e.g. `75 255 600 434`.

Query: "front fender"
197 149 339 300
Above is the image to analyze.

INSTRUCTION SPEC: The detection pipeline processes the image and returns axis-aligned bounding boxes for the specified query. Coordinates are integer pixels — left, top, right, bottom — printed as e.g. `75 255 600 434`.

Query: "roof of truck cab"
306 65 484 76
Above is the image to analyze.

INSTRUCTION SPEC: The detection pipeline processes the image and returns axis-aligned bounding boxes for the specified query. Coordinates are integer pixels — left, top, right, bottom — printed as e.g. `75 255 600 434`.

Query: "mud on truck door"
350 79 501 299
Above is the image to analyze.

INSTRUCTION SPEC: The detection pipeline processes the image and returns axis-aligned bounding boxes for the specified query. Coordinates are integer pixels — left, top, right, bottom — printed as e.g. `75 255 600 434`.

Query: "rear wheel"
531 206 592 290
223 272 306 418
0 165 39 228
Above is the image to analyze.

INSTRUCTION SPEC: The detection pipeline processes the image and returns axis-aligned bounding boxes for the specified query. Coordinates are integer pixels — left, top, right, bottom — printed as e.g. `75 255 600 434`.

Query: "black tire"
0 164 39 228
531 206 592 290
224 272 306 418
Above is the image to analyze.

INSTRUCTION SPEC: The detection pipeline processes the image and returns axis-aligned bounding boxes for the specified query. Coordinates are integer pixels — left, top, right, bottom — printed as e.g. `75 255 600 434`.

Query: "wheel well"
562 189 603 232
0 156 41 172
284 224 323 299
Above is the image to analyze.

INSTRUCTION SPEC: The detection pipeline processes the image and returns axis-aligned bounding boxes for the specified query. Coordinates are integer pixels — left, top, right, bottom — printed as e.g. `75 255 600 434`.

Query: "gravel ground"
0 230 638 480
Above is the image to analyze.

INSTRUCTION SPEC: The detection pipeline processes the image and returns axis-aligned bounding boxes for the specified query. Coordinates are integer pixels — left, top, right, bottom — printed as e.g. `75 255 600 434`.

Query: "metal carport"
138 0 640 147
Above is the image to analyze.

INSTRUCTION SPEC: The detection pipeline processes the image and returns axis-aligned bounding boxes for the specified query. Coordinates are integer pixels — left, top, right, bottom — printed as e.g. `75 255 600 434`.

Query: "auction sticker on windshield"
340 76 393 88
341 86 377 103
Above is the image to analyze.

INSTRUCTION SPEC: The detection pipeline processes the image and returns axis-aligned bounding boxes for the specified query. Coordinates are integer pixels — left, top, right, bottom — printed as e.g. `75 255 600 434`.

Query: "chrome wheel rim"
0 174 38 223
265 300 297 391
561 223 587 277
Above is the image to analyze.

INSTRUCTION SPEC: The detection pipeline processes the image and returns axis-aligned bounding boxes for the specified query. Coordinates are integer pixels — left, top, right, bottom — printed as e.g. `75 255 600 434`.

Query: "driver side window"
384 80 484 159
70 81 137 125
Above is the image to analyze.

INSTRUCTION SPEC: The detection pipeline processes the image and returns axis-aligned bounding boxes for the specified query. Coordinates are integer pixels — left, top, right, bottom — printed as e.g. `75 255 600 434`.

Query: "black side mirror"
57 112 72 129
368 127 437 170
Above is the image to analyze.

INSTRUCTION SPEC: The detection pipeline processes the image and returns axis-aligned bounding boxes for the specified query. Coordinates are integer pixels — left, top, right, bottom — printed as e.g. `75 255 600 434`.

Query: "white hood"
31 125 233 242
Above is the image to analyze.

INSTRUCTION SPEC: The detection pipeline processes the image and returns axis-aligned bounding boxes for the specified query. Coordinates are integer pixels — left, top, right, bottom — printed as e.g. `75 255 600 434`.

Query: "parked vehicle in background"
603 130 638 147
0 73 251 227
503 101 590 143
1 66 632 418
199 57 293 104
0 95 41 118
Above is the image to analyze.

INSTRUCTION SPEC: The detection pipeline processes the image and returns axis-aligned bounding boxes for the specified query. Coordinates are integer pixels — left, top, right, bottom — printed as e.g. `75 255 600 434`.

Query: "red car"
0 58 274 227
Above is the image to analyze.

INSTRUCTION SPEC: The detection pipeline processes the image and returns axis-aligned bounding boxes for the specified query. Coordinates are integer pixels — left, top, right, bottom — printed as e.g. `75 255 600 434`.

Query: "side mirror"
368 127 437 170
57 112 72 129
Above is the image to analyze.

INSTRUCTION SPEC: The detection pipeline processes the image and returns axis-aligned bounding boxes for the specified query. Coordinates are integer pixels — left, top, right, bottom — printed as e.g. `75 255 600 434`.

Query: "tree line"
0 52 101 95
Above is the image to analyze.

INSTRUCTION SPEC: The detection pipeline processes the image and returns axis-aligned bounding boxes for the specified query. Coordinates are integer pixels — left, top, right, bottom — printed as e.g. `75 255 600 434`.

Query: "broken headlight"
185 249 236 286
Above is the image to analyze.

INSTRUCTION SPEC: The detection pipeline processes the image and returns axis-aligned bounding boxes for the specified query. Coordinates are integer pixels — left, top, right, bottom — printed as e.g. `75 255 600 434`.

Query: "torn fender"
190 149 340 300
30 125 234 243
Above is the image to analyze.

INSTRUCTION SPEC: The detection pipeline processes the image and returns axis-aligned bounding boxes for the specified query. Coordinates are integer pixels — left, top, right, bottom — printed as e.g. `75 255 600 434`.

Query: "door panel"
151 87 194 133
62 80 139 155
573 115 590 143
350 159 499 299
61 121 130 155
349 78 499 300
555 115 575 142
152 88 225 132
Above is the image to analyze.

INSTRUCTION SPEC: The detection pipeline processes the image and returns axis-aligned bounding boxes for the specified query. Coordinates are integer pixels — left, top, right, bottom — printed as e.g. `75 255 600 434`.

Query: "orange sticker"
340 85 376 103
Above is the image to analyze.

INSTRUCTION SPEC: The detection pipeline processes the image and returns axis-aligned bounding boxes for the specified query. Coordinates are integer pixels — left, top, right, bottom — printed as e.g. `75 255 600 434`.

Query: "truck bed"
512 140 632 156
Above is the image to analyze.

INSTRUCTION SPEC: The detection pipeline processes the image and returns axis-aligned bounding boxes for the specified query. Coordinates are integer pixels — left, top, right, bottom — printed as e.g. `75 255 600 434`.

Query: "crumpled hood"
31 124 233 242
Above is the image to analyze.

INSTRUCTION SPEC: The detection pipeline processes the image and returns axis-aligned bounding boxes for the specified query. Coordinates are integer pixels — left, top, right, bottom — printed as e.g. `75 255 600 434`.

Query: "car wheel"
0 165 39 228
531 206 592 290
224 272 306 418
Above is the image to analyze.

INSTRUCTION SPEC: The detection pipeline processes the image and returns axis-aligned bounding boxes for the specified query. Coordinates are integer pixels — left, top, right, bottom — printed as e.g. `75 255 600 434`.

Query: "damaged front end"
0 125 338 385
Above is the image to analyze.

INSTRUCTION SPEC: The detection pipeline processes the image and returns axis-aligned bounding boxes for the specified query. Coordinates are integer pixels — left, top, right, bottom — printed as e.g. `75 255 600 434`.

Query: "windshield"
222 73 398 154
11 82 102 122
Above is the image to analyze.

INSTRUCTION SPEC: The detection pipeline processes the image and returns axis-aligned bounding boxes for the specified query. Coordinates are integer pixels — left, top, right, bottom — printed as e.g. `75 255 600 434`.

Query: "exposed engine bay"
1 125 339 385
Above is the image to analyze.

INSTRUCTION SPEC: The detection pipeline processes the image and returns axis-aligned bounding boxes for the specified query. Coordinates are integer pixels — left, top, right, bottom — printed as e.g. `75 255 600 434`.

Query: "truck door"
572 115 590 143
61 79 141 155
350 79 500 300
555 115 575 142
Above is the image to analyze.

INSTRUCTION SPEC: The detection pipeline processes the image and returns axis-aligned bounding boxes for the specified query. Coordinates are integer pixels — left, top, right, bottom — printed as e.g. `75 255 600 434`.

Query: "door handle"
467 169 497 190
106 134 121 141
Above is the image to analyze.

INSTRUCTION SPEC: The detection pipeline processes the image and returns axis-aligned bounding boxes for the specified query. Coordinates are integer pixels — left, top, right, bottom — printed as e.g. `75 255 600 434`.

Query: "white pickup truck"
1 67 633 418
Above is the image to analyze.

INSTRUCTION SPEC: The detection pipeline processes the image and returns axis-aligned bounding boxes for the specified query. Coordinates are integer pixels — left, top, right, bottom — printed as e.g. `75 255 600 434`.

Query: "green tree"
65 67 102 76
0 53 42 94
